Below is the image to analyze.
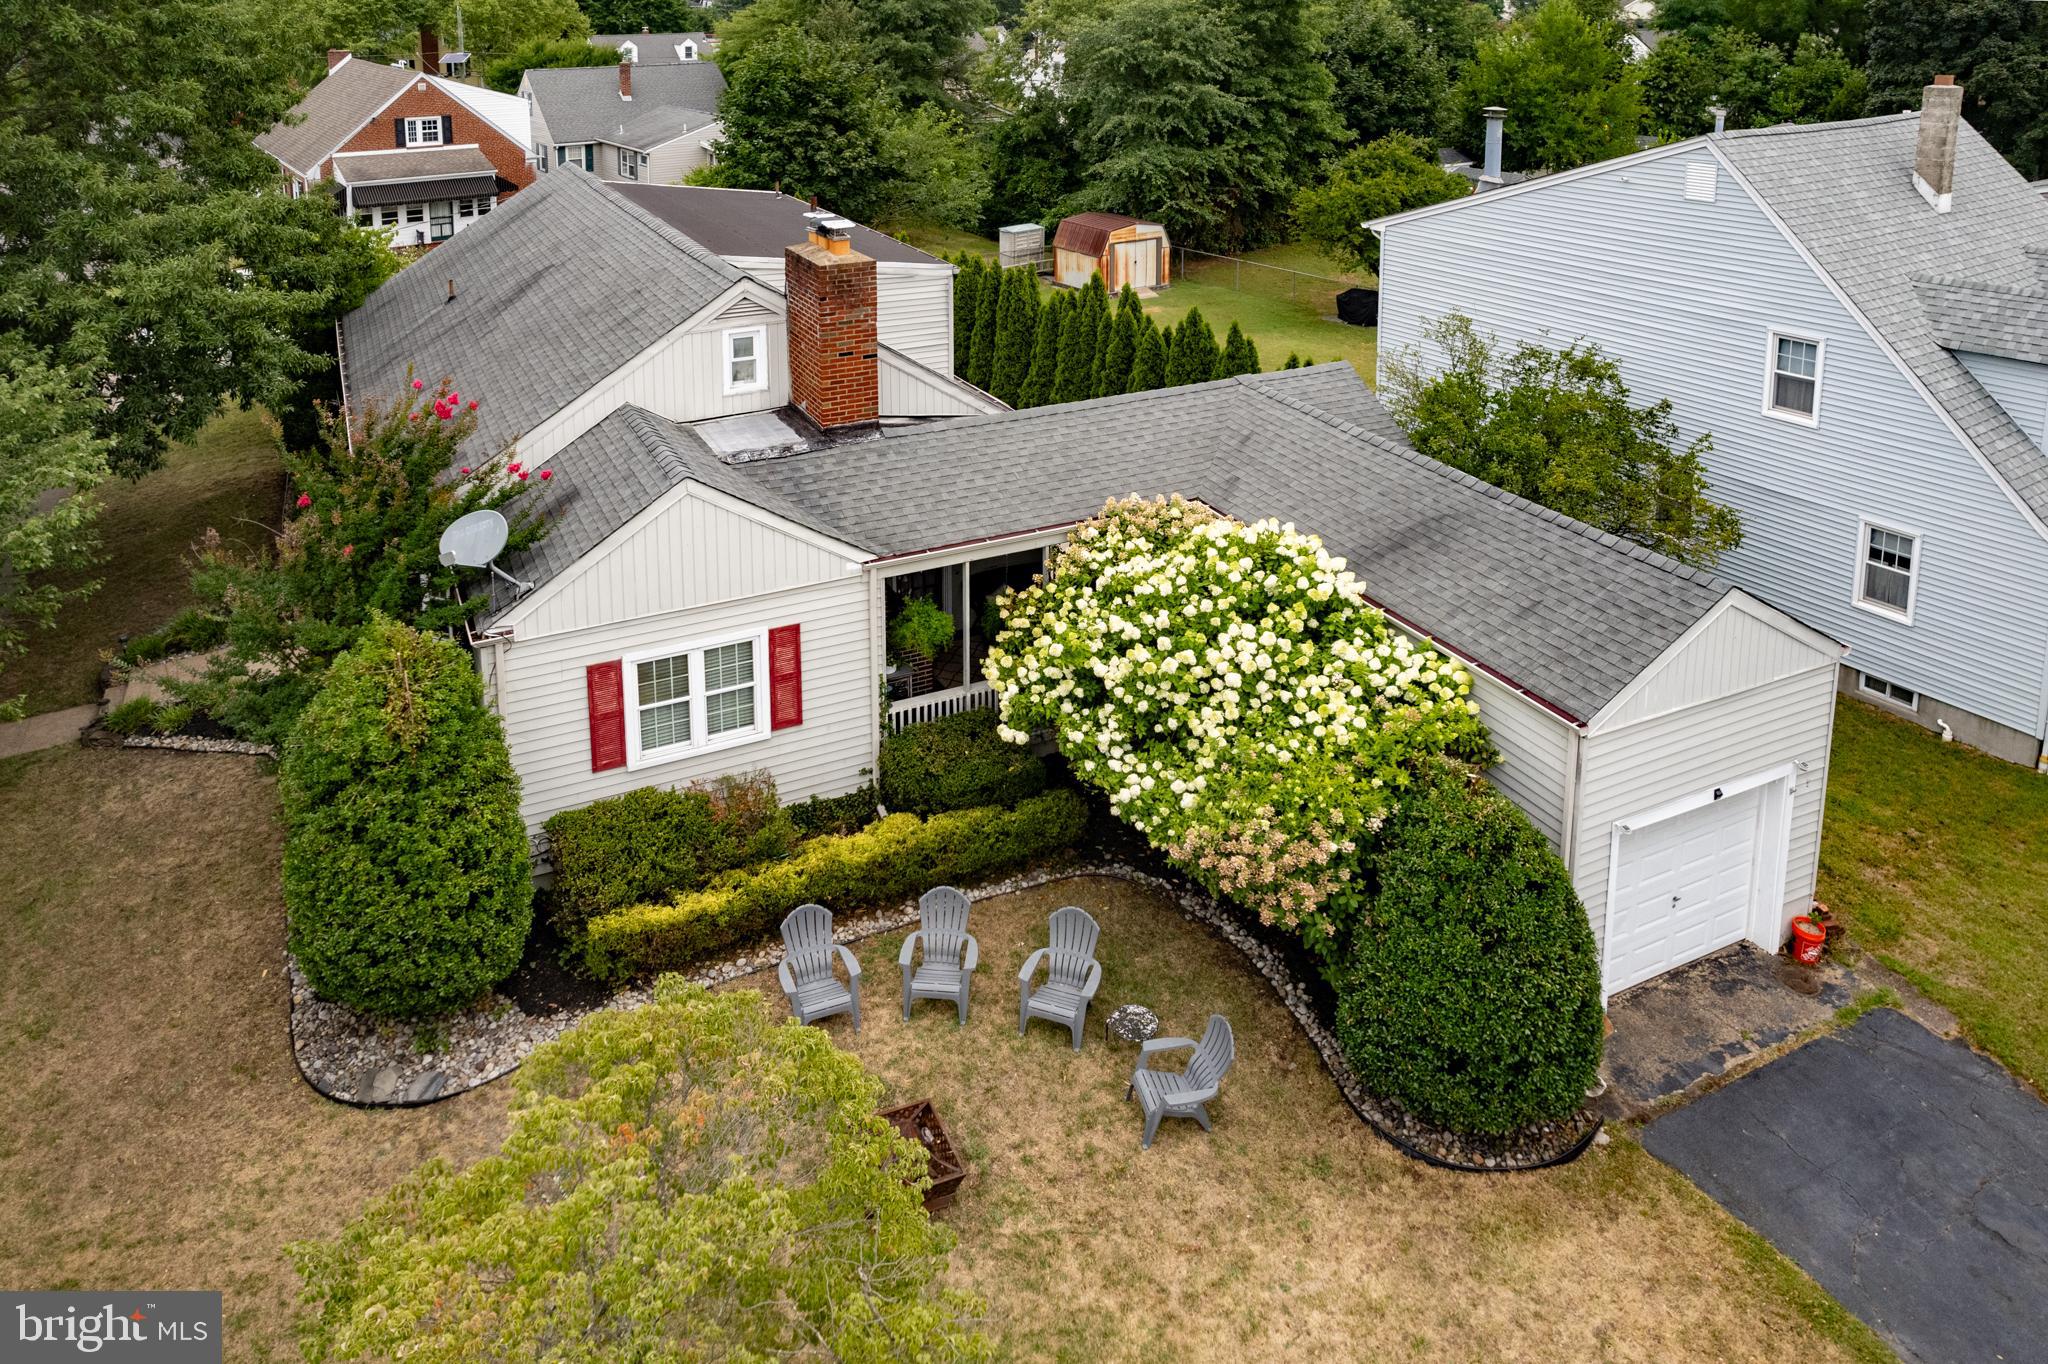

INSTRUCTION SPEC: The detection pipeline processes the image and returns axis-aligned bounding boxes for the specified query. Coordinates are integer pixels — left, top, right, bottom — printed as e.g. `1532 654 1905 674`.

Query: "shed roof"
515 365 1745 721
338 169 743 458
332 145 496 186
524 61 725 150
1054 212 1147 257
606 184 944 265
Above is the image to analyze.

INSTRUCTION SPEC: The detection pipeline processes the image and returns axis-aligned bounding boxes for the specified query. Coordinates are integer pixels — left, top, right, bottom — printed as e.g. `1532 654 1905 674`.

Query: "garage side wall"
1572 664 1838 963
1470 671 1574 850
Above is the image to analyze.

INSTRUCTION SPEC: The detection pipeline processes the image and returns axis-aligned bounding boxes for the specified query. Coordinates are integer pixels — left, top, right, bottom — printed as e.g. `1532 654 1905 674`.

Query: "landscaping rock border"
119 734 276 757
288 860 1602 1172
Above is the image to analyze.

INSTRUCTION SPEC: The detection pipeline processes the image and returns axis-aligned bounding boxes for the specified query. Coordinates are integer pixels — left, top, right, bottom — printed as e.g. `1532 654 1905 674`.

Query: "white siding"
1378 148 2048 739
1470 670 1574 850
879 346 1001 417
516 281 789 467
1570 664 1838 961
646 123 719 184
496 489 872 833
1959 350 2048 447
729 257 957 374
505 490 860 639
1594 596 1836 730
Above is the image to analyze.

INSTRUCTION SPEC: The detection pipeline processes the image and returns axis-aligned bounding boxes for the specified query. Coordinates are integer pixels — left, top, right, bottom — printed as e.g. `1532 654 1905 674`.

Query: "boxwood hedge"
879 709 1046 815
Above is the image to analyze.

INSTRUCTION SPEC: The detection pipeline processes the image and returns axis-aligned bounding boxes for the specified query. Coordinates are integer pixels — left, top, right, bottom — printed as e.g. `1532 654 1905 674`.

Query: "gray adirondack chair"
899 886 980 1023
1017 906 1102 1050
1127 1014 1234 1148
777 903 861 1031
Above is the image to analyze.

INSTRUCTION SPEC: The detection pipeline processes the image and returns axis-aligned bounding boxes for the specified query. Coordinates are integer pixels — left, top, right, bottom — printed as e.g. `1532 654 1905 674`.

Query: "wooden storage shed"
1052 213 1170 291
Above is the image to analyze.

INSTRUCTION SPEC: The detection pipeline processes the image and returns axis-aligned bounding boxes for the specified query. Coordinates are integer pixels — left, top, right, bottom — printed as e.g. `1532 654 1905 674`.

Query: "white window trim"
622 630 771 770
1761 329 1825 427
403 116 444 148
723 325 768 395
1858 672 1920 712
1853 517 1919 625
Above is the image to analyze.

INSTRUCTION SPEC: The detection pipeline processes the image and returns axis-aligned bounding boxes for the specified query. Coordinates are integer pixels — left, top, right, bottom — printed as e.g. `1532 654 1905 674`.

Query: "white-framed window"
624 632 767 767
556 143 594 171
724 326 767 394
402 203 426 224
618 148 645 180
354 210 373 227
1764 330 1823 424
454 196 494 219
680 40 699 60
1855 519 1918 622
1858 673 1919 710
403 116 444 147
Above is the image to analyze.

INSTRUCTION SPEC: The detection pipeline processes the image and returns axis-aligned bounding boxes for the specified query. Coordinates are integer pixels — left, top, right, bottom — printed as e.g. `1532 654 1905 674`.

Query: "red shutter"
586 660 627 771
768 625 803 730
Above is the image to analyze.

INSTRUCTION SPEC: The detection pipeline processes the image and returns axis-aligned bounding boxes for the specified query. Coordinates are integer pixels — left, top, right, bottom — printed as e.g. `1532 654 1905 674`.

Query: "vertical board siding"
878 348 996 416
727 259 956 375
516 291 791 469
1470 670 1574 849
1571 666 1837 959
501 573 874 832
1378 151 2048 737
1597 600 1838 730
514 493 855 639
1959 351 2048 447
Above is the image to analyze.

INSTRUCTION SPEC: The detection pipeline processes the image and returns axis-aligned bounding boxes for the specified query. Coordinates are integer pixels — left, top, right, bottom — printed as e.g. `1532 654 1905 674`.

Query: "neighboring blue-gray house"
1372 80 2048 768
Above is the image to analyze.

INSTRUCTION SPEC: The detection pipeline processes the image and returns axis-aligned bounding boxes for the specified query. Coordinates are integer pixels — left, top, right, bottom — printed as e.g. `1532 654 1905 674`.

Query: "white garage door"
1606 785 1764 994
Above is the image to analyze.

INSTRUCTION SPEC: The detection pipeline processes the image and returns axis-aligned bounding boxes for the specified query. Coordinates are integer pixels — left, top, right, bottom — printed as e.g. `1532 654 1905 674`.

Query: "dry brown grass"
0 747 509 1362
729 876 1882 1364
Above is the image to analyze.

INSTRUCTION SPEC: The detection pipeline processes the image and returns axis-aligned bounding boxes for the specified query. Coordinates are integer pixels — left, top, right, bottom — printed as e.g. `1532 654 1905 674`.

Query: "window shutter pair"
584 626 802 773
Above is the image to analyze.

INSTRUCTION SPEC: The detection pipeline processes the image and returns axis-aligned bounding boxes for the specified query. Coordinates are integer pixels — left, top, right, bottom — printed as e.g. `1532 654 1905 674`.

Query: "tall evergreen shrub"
990 267 1038 406
1219 321 1261 377
1020 292 1065 408
1128 315 1168 390
967 262 1000 391
1165 308 1220 386
1051 286 1099 404
279 615 533 1019
1096 307 1139 396
952 254 982 375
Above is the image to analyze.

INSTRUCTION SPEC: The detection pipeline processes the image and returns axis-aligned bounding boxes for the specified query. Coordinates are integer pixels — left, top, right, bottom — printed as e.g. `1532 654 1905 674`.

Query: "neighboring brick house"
256 51 533 247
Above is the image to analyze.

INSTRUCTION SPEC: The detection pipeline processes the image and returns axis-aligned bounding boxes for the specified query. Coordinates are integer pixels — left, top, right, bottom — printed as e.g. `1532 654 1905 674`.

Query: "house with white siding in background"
338 163 1849 1003
521 59 725 185
1371 78 2048 769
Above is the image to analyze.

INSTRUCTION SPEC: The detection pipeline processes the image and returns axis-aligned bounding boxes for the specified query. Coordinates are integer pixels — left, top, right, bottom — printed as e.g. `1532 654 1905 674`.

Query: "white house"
1371 82 2048 768
521 59 725 185
338 168 1845 1002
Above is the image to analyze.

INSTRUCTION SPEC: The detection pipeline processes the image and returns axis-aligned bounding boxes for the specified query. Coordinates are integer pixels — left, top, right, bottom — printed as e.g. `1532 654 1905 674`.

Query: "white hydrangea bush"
983 496 1495 958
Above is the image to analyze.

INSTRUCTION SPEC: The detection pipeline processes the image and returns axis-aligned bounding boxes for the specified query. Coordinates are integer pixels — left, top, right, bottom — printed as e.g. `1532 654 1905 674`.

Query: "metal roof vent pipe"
1481 107 1506 187
1915 74 1963 214
1709 104 1728 135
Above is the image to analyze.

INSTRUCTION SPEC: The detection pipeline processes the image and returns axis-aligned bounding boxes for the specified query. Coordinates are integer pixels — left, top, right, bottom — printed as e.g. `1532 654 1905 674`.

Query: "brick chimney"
619 59 633 99
1915 75 1963 214
327 48 351 72
419 27 441 73
785 216 878 430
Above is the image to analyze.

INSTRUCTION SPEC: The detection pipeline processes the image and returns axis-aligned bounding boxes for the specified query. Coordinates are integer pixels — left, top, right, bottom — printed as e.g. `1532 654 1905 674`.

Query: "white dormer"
618 39 639 63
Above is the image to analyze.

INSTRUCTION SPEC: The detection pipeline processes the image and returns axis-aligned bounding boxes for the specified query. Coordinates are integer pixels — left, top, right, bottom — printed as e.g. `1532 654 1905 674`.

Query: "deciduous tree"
1865 0 2048 180
1448 1 1642 172
1291 134 1471 273
1323 0 1449 145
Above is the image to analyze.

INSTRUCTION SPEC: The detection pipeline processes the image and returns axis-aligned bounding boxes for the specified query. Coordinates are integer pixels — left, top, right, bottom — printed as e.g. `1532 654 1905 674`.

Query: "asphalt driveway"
1643 1007 2048 1363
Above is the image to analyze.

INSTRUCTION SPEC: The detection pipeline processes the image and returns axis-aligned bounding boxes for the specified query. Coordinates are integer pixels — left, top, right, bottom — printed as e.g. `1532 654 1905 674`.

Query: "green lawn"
1819 696 2048 1091
8 409 283 716
895 228 1381 384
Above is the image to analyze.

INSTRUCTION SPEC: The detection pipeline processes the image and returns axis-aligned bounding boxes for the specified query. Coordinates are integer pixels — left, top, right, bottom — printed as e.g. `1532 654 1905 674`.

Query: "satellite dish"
438 508 532 595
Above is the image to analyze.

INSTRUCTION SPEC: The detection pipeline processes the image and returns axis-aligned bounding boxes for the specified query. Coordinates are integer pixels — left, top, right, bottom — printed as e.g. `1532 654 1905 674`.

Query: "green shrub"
583 788 1087 981
280 616 533 1019
542 772 797 936
1334 765 1604 1135
148 702 194 735
889 596 957 663
880 709 1048 815
101 697 159 735
788 783 881 838
119 607 226 664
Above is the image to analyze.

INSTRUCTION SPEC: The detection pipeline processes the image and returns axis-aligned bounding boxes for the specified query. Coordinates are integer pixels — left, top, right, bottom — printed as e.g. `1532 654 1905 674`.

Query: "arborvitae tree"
1051 287 1101 405
1282 353 1303 370
952 255 983 375
967 261 1001 391
990 267 1040 407
1019 291 1065 408
1096 307 1139 397
1128 315 1169 391
1218 321 1261 378
1165 307 1220 386
1115 282 1145 324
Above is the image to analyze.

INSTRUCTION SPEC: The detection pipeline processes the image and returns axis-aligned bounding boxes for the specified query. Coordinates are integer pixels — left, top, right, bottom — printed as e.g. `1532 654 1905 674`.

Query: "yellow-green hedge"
581 789 1088 981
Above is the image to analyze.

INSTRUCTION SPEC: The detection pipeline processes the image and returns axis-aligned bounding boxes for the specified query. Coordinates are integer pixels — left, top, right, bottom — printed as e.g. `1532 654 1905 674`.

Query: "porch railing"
887 682 998 733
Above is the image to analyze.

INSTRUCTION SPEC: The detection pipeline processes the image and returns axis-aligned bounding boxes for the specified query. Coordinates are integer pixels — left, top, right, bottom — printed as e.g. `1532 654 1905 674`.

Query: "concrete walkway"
0 704 97 759
1644 1008 2048 1363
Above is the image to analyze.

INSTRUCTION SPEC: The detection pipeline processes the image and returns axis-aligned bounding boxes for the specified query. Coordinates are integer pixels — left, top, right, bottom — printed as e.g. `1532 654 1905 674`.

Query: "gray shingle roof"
331 145 496 185
338 169 743 459
591 32 713 63
605 184 944 265
1714 112 2048 523
524 61 726 150
254 57 413 177
520 366 1743 720
1914 274 2048 365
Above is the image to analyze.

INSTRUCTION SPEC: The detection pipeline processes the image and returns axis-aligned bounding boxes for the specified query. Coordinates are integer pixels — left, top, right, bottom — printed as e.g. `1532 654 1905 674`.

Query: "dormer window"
680 40 698 60
618 40 638 63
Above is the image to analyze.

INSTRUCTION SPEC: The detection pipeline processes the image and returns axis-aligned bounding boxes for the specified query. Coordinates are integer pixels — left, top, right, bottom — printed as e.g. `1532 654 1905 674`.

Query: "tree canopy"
1383 314 1744 568
483 35 620 92
1291 135 1470 273
1448 1 1641 173
1322 0 1450 146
